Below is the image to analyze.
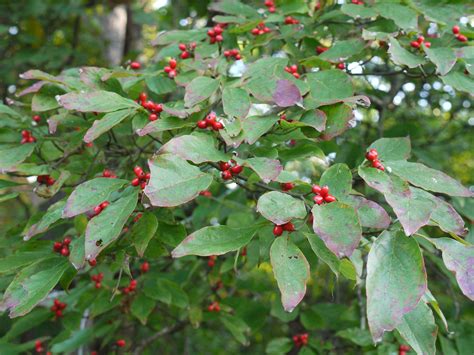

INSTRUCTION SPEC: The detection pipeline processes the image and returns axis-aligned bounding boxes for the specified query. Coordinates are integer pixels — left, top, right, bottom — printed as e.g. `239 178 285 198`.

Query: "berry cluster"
351 0 364 4
130 61 141 70
365 148 385 171
219 160 243 180
164 58 178 78
32 115 41 123
91 273 104 289
223 48 241 60
133 212 143 222
281 182 295 191
316 46 329 54
284 65 301 79
93 201 110 217
284 16 299 25
116 339 126 348
102 169 117 178
123 279 138 294
50 299 67 318
140 261 150 273
410 35 431 49
312 185 336 205
273 221 295 236
264 0 276 13
208 255 217 267
53 237 71 257
197 112 224 131
207 24 225 44
131 166 150 189
207 301 221 312
178 42 196 59
21 130 36 144
137 92 163 121
293 333 309 347
37 174 55 186
251 22 271 36
399 345 410 355
452 25 467 42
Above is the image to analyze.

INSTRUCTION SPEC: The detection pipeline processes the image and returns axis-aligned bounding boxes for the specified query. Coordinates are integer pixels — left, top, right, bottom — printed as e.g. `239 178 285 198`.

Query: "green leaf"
158 133 228 164
299 109 326 132
50 323 115 353
375 3 418 30
171 225 257 257
0 179 23 189
343 195 390 230
319 39 365 61
0 257 69 318
145 75 176 95
131 293 156 325
137 116 194 136
152 29 207 45
369 137 411 161
85 191 138 260
319 163 352 200
63 178 129 218
241 157 283 183
0 192 18 203
387 160 472 197
265 337 293 354
341 4 377 18
25 200 66 240
441 71 474 95
144 154 213 207
304 232 341 277
336 328 373 347
184 77 219 108
83 108 134 143
222 87 250 119
129 212 158 257
241 115 280 144
144 278 189 308
1 308 50 341
366 230 427 342
396 301 438 355
31 85 63 112
312 202 361 258
58 90 140 112
220 313 251 346
0 104 22 118
388 38 426 68
0 144 36 172
69 234 85 270
256 191 307 225
270 237 310 312
428 237 474 301
305 70 353 108
425 47 457 76
0 242 52 274
320 103 353 140
209 0 259 18
358 167 436 235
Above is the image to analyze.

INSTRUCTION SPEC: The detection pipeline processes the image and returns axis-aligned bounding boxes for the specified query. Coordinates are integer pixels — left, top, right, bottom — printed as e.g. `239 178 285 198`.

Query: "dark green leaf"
256 191 307 225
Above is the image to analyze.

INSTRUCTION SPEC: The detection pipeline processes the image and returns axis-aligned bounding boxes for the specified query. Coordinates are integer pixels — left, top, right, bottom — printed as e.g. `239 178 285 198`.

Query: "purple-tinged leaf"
184 77 219 108
256 191 307 225
272 80 302 107
386 160 472 197
343 195 391 230
172 226 257 258
299 109 326 132
158 133 228 164
312 202 362 258
429 237 474 301
425 47 457 76
58 91 140 113
358 167 435 235
270 237 310 312
83 109 133 143
17 81 47 97
162 103 201 118
85 191 138 260
367 230 427 342
144 154 213 207
62 178 129 218
24 200 64 239
241 157 283 183
320 103 354 140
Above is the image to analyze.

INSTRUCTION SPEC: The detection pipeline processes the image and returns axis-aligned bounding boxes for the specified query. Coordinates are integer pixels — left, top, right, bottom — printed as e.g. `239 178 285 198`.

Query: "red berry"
168 69 177 78
399 345 410 352
53 241 62 252
452 25 460 35
230 165 243 175
131 178 140 186
145 172 151 180
221 170 233 180
95 282 101 289
178 43 187 51
197 120 208 129
180 51 190 59
149 113 158 121
312 185 321 194
324 194 336 203
63 237 72 245
61 247 70 257
219 162 231 171
141 261 150 273
337 62 345 70
456 34 468 42
130 61 141 69
316 46 328 54
89 258 97 267
251 28 260 36
93 205 102 215
282 222 295 232
273 225 283 237
212 121 224 130
133 166 143 177
32 115 41 122
410 41 420 48
116 339 126 348
281 182 295 191
313 195 324 205
169 58 177 69
365 148 378 161
215 35 223 42
130 280 137 288
103 169 112 177
417 35 425 43
100 201 109 209
320 185 329 197
424 41 431 48
140 181 147 189
55 310 63 317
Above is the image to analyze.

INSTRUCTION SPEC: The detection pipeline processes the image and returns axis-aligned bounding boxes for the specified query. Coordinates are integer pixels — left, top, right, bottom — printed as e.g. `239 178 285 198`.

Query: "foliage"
0 0 473 354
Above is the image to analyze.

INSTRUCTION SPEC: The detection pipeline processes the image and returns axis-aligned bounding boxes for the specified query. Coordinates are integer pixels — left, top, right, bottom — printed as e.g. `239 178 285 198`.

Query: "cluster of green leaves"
0 0 473 354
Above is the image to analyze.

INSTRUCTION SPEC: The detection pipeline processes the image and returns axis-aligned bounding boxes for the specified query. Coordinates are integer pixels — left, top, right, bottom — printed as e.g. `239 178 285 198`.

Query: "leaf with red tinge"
85 191 138 260
343 195 391 230
158 133 228 164
24 200 66 240
172 225 257 258
312 202 362 258
256 191 307 225
58 90 140 113
241 157 283 183
300 109 326 132
366 230 427 343
270 237 310 312
320 104 354 140
84 109 133 143
184 77 219 108
144 154 213 207
272 80 302 107
429 237 474 300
